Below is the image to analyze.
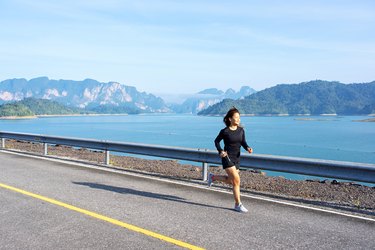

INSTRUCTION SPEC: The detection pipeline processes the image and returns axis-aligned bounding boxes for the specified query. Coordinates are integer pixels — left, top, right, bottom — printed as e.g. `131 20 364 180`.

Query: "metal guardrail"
1 131 375 184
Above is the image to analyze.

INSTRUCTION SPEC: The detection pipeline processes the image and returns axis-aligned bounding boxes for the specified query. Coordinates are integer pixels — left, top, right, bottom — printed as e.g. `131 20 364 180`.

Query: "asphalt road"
0 151 374 250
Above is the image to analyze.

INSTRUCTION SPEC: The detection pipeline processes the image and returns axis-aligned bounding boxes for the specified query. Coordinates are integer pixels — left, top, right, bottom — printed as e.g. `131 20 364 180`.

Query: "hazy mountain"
0 77 170 113
198 80 375 116
198 88 224 95
171 86 257 114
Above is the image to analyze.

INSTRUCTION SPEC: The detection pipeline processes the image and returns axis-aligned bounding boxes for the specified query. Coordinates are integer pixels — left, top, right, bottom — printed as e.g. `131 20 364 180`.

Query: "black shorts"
222 155 240 170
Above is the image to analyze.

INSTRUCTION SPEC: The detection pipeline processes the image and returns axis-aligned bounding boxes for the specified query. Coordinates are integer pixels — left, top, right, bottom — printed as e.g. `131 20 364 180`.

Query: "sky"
0 0 374 97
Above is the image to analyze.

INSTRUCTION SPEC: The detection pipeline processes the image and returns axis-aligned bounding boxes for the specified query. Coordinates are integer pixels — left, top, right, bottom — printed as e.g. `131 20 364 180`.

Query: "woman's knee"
227 169 240 186
232 175 240 186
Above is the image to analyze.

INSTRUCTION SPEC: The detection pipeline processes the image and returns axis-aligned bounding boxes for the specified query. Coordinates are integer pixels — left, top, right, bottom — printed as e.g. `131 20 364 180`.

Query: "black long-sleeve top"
214 126 250 159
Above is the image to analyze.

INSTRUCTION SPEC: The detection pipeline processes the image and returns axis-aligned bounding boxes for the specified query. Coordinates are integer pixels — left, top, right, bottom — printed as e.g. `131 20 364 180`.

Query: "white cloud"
0 0 374 93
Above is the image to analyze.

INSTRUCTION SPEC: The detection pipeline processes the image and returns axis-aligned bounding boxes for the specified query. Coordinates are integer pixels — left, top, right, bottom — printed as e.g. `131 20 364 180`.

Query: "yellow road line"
0 182 205 250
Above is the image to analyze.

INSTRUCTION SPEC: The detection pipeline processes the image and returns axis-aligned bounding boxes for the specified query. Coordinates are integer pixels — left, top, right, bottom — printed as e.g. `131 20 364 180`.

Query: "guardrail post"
105 150 110 165
1 131 375 184
43 143 48 156
202 162 208 181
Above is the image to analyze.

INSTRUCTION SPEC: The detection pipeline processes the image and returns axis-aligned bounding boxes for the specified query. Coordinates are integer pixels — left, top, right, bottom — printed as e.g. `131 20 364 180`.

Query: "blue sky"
0 0 374 96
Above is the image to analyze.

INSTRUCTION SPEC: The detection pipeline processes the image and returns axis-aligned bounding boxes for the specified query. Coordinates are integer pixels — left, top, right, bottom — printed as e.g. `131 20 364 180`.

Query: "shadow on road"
72 181 232 211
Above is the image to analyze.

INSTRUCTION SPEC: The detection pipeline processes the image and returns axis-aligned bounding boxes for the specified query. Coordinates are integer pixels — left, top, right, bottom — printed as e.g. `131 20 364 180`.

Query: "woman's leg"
211 174 231 184
225 166 241 205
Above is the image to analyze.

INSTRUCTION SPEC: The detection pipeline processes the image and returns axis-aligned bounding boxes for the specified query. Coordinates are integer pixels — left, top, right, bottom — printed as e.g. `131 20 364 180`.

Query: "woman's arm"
241 129 252 153
214 130 224 153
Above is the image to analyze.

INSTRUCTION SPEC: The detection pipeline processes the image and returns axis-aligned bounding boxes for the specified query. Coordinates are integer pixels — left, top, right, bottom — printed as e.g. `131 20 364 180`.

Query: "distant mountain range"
170 86 257 114
0 77 168 113
198 80 375 116
0 77 256 114
1 77 374 117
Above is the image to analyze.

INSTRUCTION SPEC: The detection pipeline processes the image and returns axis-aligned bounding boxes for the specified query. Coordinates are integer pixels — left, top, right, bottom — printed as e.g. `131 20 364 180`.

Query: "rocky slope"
0 77 169 113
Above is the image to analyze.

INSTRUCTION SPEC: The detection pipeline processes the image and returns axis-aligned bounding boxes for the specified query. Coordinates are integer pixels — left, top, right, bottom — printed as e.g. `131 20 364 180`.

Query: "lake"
0 114 374 179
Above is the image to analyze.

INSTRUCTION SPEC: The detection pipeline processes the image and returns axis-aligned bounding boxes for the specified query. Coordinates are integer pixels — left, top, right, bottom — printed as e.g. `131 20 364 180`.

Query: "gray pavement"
0 151 374 250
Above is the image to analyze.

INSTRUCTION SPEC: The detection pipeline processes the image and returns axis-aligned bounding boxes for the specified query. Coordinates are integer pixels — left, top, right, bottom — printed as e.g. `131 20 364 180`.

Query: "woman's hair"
223 107 240 127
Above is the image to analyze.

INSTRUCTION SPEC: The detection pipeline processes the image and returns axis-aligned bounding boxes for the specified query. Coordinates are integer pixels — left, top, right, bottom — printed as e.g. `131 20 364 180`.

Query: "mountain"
198 80 375 116
171 86 257 114
0 77 170 113
0 98 86 117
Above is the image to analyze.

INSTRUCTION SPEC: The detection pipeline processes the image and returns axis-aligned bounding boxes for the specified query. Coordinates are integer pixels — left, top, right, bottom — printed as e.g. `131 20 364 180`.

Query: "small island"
353 118 375 122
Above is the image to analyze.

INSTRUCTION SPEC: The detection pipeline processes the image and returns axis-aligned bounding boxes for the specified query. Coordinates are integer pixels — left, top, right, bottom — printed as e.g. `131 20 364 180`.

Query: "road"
0 151 374 249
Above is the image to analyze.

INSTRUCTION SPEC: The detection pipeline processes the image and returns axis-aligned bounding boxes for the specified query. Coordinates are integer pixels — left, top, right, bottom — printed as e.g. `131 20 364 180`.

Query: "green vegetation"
0 103 34 117
0 98 86 117
198 80 375 115
0 98 139 117
20 98 84 115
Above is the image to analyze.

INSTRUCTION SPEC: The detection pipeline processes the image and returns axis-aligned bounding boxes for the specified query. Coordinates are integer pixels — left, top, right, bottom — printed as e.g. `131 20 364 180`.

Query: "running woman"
208 107 253 213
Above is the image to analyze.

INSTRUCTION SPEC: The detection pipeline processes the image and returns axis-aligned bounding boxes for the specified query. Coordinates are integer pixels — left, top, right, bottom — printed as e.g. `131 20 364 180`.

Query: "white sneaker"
207 173 214 187
234 203 248 213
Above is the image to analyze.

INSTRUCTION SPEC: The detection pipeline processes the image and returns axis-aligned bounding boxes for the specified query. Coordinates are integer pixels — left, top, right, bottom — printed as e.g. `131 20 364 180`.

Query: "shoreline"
353 118 375 122
1 113 375 120
0 115 37 120
2 139 374 216
0 113 129 120
37 113 129 118
200 113 375 117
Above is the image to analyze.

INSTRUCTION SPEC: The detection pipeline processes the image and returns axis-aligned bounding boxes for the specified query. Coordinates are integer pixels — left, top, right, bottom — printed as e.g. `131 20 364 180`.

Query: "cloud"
1 0 374 93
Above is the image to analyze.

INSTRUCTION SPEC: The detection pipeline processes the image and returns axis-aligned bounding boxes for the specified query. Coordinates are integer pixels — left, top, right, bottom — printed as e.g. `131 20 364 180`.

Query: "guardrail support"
105 150 110 165
1 131 374 184
44 143 48 156
202 162 208 181
1 138 5 148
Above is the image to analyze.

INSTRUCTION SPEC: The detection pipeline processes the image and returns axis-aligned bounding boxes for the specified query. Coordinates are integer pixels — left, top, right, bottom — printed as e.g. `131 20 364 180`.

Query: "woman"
208 107 253 213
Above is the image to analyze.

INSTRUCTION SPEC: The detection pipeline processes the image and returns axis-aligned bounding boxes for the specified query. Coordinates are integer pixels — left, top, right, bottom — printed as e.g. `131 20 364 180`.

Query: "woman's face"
230 112 240 126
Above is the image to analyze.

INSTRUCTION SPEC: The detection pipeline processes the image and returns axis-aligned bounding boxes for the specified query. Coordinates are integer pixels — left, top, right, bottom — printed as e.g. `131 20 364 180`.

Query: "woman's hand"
219 151 228 158
247 147 253 154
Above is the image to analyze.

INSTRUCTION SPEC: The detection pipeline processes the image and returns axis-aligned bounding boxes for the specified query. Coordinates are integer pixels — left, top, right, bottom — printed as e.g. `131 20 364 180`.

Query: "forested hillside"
198 80 375 115
0 98 85 117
